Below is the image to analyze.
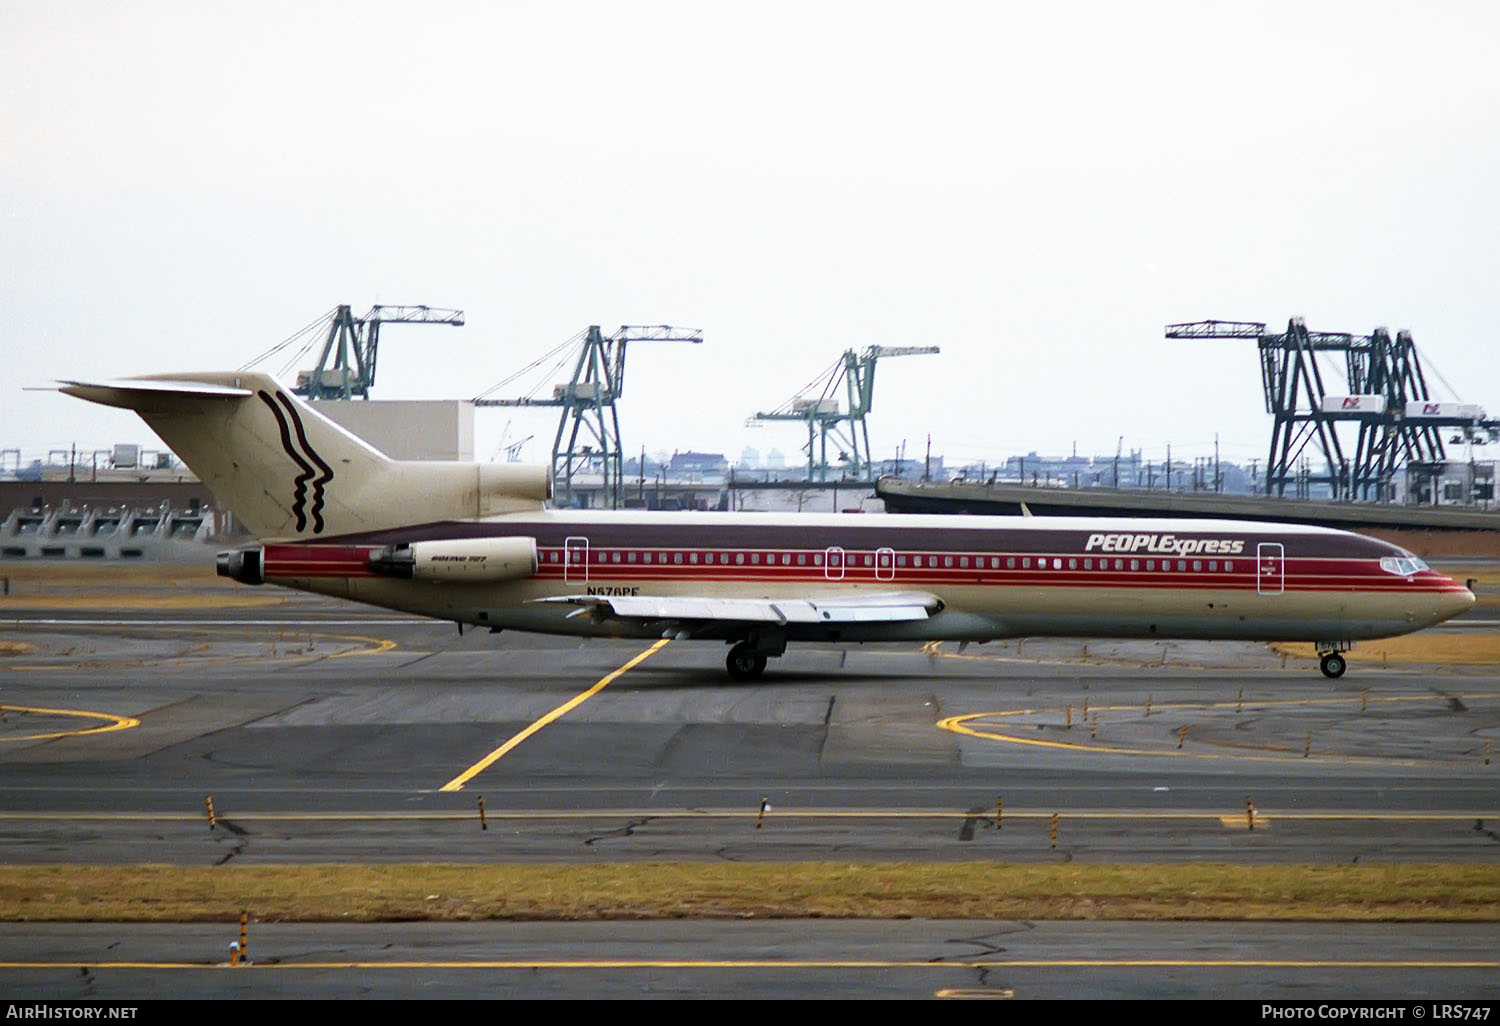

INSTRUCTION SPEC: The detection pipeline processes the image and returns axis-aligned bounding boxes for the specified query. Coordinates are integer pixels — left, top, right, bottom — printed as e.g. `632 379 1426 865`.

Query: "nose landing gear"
1318 652 1347 679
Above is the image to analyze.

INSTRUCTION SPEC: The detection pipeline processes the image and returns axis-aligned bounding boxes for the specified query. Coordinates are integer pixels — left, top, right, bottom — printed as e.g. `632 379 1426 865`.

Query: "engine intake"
368 536 538 583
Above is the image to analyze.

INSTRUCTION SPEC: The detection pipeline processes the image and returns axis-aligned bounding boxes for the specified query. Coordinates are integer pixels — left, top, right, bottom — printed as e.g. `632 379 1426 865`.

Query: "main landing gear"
1318 652 1347 679
726 642 768 680
725 632 786 680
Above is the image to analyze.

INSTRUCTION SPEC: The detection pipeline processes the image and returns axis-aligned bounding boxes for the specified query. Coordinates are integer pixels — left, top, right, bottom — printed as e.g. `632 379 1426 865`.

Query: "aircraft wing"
535 591 941 626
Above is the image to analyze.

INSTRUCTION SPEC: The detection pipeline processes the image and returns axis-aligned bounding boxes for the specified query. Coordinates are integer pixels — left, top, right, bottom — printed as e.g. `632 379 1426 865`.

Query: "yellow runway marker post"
439 639 671 792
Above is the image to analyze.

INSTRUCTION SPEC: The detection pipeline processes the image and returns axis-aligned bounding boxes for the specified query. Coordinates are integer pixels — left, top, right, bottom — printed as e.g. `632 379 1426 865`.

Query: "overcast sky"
4 0 1497 471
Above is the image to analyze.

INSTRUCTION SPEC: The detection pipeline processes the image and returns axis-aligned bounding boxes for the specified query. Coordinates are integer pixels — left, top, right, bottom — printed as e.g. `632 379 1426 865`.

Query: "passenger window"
797 554 807 565
944 556 953 568
897 555 906 567
928 556 938 568
626 551 637 563
1225 560 1234 572
1146 560 1155 571
814 553 823 566
1054 558 1062 570
1193 560 1202 572
1068 559 1077 570
751 553 760 564
1084 558 1092 570
689 552 698 564
1007 557 1016 569
1114 559 1123 570
673 553 683 564
1209 560 1217 572
1130 559 1139 571
735 553 744 565
1022 558 1031 569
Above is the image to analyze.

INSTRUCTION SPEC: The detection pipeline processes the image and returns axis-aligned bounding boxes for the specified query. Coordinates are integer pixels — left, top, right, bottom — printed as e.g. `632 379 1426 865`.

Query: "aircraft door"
1256 542 1283 595
876 547 895 581
565 536 589 584
825 546 845 580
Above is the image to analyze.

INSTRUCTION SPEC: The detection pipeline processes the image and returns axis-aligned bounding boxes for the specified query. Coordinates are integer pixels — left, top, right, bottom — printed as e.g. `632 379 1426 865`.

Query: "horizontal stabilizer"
57 377 255 407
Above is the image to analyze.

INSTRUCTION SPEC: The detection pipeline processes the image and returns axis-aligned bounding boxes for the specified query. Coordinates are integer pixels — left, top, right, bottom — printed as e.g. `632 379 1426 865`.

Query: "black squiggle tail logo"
258 390 335 533
275 392 334 532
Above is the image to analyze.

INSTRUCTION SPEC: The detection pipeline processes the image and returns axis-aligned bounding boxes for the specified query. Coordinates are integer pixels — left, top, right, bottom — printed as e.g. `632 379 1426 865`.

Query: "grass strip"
3 864 1498 923
1274 633 1500 666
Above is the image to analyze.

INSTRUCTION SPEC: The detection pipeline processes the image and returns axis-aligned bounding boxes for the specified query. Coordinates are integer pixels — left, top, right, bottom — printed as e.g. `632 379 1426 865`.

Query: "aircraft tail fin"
60 372 550 541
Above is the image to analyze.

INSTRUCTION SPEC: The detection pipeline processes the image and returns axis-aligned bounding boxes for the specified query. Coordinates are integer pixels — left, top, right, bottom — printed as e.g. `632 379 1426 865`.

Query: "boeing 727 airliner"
61 373 1475 679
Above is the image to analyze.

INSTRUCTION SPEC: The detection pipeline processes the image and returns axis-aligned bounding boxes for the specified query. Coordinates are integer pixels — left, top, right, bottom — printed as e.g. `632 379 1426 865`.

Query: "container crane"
289 304 466 400
473 324 703 508
1167 318 1496 501
751 345 939 481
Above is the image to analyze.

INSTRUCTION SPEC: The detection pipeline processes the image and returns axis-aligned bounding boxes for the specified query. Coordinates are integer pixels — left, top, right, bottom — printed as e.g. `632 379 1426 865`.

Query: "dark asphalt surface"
2 596 1497 998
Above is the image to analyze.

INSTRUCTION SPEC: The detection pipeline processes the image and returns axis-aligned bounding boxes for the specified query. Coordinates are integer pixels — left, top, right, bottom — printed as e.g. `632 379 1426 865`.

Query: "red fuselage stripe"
260 544 1463 594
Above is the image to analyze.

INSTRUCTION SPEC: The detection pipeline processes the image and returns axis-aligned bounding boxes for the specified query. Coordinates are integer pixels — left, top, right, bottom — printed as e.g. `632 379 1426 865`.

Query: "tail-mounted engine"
368 536 538 583
216 547 265 585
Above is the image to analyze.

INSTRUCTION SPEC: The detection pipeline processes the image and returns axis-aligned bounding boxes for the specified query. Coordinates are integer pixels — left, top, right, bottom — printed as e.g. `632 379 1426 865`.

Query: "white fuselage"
254 510 1475 648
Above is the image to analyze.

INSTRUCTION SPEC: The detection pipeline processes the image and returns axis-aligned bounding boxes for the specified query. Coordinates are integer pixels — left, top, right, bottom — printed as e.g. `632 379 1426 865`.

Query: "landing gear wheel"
1319 652 1347 679
726 643 768 680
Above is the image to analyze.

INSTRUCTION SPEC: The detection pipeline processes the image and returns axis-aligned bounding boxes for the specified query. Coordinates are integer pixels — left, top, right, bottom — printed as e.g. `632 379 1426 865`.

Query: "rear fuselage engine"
368 536 539 582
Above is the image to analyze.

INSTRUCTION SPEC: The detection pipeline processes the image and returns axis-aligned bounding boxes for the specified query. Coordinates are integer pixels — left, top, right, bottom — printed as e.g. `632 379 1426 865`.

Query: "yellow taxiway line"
0 809 1493 824
0 704 140 743
938 687 1500 767
439 639 671 792
0 957 1495 971
9 629 397 673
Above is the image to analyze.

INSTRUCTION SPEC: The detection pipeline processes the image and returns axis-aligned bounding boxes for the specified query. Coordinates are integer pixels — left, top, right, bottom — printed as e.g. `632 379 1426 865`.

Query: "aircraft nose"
1432 580 1476 624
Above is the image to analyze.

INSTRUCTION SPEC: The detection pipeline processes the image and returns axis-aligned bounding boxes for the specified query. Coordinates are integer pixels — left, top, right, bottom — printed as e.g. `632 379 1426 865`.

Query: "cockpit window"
1379 555 1428 576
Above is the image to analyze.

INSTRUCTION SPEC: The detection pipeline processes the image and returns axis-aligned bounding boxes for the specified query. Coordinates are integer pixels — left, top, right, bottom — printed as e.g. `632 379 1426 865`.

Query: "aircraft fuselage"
248 510 1474 651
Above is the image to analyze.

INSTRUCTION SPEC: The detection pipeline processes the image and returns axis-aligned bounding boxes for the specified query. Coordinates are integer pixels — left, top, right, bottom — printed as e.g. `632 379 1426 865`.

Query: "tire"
1319 652 1347 679
726 643 768 680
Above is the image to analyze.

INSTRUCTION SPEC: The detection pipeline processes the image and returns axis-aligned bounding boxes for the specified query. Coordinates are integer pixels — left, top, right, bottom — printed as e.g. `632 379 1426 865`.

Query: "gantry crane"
751 345 939 480
247 304 467 400
473 325 702 507
1167 318 1496 501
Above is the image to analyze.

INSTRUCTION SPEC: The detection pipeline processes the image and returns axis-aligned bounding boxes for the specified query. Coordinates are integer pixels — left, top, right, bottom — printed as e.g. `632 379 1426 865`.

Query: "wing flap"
535 591 939 625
